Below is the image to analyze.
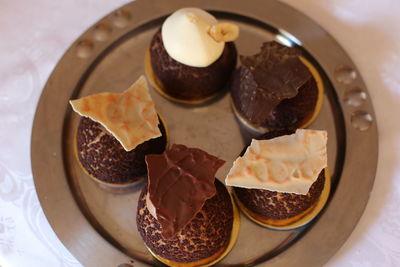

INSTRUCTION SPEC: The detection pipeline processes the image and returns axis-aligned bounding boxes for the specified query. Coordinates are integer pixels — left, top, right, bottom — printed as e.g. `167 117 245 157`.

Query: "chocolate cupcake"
226 129 330 230
145 8 238 104
136 144 239 266
70 76 168 187
230 41 324 133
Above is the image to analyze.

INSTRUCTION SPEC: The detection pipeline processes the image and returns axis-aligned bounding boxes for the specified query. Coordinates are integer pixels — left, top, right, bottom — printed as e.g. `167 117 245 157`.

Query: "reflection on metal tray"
31 0 378 266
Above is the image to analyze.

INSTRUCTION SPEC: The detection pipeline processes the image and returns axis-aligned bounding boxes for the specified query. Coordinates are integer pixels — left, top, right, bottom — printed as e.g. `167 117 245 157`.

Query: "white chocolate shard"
225 129 328 195
161 7 239 67
70 76 161 151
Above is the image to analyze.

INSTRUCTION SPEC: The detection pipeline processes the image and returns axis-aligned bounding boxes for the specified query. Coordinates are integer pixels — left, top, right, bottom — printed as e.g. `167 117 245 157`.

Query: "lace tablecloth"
1 0 399 266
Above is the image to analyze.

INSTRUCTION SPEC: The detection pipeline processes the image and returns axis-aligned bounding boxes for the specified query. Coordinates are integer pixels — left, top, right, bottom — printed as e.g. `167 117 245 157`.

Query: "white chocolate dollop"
161 8 225 67
225 129 328 195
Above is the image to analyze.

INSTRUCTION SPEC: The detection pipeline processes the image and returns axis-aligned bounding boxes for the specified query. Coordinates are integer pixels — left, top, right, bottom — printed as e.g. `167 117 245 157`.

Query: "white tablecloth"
1 0 399 266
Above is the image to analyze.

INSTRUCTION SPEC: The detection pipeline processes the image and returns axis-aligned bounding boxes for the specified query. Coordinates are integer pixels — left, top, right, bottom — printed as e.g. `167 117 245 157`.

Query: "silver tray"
31 0 378 266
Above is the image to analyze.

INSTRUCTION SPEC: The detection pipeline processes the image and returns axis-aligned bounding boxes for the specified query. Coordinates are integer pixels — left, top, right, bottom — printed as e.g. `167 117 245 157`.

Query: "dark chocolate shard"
145 144 225 239
231 41 312 126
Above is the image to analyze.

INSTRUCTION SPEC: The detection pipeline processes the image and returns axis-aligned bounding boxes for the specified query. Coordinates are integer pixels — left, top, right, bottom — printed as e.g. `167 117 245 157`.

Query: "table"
1 0 399 266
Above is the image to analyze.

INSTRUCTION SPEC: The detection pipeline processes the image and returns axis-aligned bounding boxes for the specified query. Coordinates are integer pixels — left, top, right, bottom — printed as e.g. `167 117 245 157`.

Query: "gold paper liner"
298 56 324 129
144 49 222 105
73 113 169 189
146 188 240 267
232 168 331 231
231 56 325 133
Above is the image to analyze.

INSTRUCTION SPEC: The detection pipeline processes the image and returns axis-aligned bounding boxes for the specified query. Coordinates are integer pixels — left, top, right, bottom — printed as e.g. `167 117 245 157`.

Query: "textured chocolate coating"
230 41 318 130
150 30 237 100
137 180 233 263
146 144 225 239
76 117 167 184
234 171 325 220
235 129 324 220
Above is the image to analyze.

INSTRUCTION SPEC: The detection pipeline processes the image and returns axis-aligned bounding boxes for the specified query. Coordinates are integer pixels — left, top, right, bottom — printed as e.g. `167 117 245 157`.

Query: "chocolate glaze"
150 30 237 101
145 144 225 239
230 41 318 129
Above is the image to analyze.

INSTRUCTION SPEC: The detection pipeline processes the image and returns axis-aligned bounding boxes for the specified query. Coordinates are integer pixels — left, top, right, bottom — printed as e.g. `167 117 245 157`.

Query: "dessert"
70 76 167 186
136 144 239 266
230 41 324 132
226 129 330 229
145 7 238 103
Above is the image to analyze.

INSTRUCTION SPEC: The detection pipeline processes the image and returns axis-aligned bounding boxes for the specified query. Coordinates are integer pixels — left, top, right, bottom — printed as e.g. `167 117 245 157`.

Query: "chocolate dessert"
230 41 323 132
226 129 329 229
149 30 237 101
136 144 239 266
146 8 238 103
137 180 234 264
76 117 167 184
70 76 167 186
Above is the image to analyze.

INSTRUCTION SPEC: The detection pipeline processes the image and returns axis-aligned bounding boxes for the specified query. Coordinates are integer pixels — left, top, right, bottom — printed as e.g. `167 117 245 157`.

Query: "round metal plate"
31 0 378 266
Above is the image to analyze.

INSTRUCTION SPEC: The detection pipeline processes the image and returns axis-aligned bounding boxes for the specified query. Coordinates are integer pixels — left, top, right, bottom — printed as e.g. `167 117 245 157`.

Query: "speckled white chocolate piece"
70 76 161 151
161 7 225 67
226 129 327 195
